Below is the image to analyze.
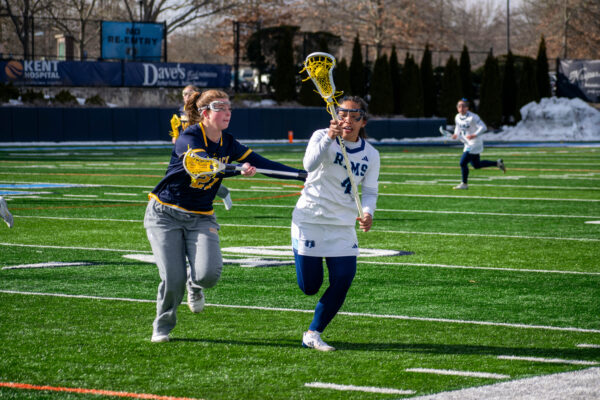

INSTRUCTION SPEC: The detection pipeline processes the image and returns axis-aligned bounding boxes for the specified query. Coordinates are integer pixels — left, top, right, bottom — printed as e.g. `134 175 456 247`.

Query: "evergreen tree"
439 56 462 124
421 44 435 117
501 51 518 124
369 54 394 116
536 35 552 100
459 44 475 106
334 58 351 96
272 27 296 102
389 46 402 115
479 51 502 128
349 34 366 96
401 54 424 117
516 58 538 120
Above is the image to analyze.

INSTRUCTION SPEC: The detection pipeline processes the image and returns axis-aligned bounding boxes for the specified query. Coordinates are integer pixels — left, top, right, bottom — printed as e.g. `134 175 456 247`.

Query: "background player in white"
292 96 380 351
452 98 506 189
0 196 13 228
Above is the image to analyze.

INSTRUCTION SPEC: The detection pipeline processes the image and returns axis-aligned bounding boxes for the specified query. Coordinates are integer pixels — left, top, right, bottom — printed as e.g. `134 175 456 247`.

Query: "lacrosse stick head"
300 52 340 103
182 149 223 180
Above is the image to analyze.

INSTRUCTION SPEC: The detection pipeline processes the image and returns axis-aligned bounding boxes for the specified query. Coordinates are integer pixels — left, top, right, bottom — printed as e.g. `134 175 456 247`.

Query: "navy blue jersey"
150 122 304 214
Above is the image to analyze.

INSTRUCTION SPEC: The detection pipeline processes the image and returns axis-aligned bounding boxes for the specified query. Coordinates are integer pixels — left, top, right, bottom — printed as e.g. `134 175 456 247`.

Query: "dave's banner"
0 60 121 86
101 21 164 61
123 62 231 87
557 59 600 103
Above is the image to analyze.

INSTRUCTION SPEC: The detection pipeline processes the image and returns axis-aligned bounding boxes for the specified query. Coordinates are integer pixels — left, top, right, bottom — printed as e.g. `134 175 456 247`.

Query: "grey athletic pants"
144 198 222 336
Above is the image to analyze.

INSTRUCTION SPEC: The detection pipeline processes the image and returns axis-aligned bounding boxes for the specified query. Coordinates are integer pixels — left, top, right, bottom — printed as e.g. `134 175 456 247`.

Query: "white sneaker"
0 197 13 228
151 333 170 343
187 287 205 313
453 182 468 190
302 331 335 351
222 193 233 211
497 159 506 173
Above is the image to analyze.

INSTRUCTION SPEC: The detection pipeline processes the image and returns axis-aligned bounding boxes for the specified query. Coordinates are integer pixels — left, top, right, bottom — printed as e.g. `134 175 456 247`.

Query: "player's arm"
240 151 306 181
359 151 380 232
303 128 335 172
452 116 460 139
471 114 487 137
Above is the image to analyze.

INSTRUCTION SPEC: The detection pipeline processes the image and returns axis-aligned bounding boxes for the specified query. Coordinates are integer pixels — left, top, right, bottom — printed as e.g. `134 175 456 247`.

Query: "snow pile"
486 97 600 141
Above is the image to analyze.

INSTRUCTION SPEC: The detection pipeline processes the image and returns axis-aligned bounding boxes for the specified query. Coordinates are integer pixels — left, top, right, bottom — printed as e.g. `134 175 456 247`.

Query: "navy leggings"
294 250 356 333
460 152 497 183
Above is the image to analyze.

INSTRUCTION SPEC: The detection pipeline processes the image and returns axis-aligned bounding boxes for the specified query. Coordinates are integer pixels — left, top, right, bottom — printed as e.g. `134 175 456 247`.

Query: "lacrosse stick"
440 126 468 144
183 149 307 180
300 52 364 219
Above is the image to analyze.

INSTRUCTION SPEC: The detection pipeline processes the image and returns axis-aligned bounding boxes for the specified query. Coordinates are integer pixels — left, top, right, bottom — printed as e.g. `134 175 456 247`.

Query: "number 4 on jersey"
341 177 353 194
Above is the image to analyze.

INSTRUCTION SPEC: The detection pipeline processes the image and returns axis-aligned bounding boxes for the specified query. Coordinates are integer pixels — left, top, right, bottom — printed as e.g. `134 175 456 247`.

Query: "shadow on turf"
165 338 600 360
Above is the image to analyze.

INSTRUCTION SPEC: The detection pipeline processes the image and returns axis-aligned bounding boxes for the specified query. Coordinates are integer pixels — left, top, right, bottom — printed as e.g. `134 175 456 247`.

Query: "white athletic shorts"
291 220 359 258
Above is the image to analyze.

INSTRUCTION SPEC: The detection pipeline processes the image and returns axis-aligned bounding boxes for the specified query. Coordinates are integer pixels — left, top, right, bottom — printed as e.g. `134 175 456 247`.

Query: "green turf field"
0 144 599 399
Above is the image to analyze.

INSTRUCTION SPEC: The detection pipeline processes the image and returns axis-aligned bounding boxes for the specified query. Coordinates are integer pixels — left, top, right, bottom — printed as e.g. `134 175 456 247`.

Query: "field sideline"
0 143 599 400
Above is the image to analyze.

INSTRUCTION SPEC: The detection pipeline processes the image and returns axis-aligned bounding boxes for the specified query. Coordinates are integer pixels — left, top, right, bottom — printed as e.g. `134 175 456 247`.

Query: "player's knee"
298 279 322 295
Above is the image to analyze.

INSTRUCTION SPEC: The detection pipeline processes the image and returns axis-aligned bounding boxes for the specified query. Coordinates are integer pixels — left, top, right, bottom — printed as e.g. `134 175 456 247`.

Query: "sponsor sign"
557 59 600 102
123 62 230 87
0 60 230 88
101 21 163 61
0 60 121 86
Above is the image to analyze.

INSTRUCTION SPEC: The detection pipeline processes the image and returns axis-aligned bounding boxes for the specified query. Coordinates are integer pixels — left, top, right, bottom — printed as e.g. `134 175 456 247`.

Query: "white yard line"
0 243 151 253
577 344 600 348
304 382 414 395
360 261 600 276
405 368 510 380
382 193 600 202
408 368 600 400
497 355 598 365
2 262 96 270
1 290 599 334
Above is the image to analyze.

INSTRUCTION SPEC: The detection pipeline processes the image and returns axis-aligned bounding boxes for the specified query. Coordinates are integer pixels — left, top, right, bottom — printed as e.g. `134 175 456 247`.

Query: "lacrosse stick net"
300 52 364 218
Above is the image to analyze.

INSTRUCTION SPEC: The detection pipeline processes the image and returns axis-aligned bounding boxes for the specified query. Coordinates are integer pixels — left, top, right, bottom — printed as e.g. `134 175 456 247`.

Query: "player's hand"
241 162 257 177
358 212 373 232
328 120 343 139
466 134 476 140
452 134 458 139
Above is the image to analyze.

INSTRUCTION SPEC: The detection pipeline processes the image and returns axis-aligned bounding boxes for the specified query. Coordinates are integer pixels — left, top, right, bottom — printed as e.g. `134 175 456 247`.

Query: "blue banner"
101 21 163 61
557 59 600 103
1 60 230 88
123 62 231 87
0 60 122 86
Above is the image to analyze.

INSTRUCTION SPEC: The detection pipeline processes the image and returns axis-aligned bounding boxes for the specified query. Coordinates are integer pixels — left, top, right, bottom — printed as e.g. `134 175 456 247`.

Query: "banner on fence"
0 60 121 86
101 21 164 61
124 62 231 87
556 59 600 103
0 60 230 88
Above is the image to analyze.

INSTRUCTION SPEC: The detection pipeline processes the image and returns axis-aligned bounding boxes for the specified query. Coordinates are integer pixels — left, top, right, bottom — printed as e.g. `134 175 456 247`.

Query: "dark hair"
340 95 369 139
457 98 470 108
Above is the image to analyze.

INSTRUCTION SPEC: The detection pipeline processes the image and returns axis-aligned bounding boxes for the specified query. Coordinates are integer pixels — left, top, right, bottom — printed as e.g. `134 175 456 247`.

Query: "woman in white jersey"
452 98 506 189
292 96 380 351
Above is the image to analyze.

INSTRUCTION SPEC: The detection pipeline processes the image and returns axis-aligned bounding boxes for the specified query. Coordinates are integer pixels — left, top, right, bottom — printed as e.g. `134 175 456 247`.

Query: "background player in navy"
145 89 305 343
452 98 506 189
292 96 380 351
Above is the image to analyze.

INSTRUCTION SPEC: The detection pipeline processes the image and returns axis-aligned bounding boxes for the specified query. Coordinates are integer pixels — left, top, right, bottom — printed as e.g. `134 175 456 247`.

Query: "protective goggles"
336 107 365 122
199 101 233 112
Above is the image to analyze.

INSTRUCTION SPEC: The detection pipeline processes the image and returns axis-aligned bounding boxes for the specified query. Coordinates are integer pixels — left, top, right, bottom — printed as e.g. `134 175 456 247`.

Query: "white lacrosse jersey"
292 129 380 257
454 111 487 154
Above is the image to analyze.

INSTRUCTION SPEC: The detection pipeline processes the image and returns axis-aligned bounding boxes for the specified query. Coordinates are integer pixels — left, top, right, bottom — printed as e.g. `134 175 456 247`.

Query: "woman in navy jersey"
145 89 305 343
